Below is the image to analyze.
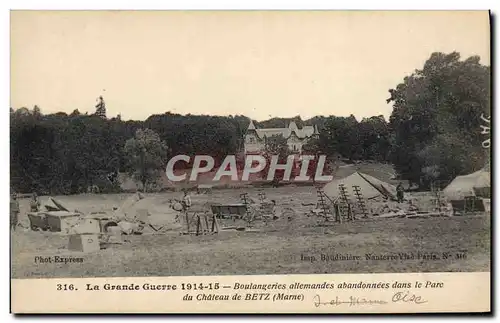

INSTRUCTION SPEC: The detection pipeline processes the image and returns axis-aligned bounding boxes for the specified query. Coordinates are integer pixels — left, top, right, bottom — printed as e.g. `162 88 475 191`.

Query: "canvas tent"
322 172 397 202
443 169 491 200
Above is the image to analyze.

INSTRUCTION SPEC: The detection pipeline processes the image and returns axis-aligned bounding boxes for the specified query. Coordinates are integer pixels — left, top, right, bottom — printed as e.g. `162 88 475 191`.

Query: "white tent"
443 169 491 200
322 172 397 202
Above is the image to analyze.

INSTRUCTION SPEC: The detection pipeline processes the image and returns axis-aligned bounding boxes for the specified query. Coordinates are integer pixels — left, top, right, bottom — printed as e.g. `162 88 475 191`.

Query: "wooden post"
185 212 190 233
213 214 220 233
240 193 249 205
204 214 210 234
196 214 201 236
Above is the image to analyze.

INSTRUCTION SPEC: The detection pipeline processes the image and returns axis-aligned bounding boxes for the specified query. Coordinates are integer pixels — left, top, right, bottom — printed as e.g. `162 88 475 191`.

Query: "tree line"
10 52 490 194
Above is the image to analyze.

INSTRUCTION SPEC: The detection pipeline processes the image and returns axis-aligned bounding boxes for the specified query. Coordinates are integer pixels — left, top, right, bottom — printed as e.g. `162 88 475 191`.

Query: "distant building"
244 120 319 153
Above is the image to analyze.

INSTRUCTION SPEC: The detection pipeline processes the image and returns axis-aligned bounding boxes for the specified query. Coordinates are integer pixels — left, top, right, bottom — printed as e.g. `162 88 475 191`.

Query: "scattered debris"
301 202 315 206
23 175 489 255
181 212 219 236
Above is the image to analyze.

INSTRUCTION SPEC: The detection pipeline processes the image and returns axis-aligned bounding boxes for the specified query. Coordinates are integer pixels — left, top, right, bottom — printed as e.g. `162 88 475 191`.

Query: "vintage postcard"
10 10 491 314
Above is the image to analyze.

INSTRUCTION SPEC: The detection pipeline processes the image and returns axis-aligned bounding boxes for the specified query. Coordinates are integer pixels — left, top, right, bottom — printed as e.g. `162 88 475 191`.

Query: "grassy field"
11 186 490 278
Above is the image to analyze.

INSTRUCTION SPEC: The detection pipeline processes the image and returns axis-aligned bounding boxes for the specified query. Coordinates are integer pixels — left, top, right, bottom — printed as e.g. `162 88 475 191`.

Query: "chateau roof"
247 120 317 139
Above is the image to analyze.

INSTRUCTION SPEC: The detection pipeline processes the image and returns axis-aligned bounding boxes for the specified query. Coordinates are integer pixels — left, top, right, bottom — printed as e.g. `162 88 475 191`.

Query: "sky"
10 10 490 121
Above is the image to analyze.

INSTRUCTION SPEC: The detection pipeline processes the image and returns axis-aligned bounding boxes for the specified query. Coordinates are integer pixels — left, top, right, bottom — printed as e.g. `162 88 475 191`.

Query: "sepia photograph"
9 10 491 313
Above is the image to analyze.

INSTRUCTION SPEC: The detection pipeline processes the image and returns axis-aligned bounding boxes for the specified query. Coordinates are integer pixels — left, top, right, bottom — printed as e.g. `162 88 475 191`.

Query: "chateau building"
244 120 319 153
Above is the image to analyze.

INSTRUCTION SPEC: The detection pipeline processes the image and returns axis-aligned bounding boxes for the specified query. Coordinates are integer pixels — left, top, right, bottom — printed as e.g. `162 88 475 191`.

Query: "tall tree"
95 96 107 119
387 52 490 187
124 128 168 192
358 115 391 161
317 115 363 161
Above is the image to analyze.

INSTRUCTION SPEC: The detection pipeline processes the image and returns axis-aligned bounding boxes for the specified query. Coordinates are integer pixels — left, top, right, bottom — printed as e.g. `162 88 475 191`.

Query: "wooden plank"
50 198 70 212
15 193 34 199
215 215 220 233
196 215 201 236
204 214 210 233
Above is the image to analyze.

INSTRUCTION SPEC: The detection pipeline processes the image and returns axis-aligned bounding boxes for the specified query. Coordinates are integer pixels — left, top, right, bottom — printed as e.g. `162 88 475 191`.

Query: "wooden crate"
450 198 485 215
27 212 49 231
45 211 81 233
70 218 101 234
211 204 248 219
483 198 491 213
86 214 117 233
68 234 100 253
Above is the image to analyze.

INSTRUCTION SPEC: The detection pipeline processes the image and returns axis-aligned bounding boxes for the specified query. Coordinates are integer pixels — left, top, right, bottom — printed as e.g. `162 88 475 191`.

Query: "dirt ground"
11 186 491 278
